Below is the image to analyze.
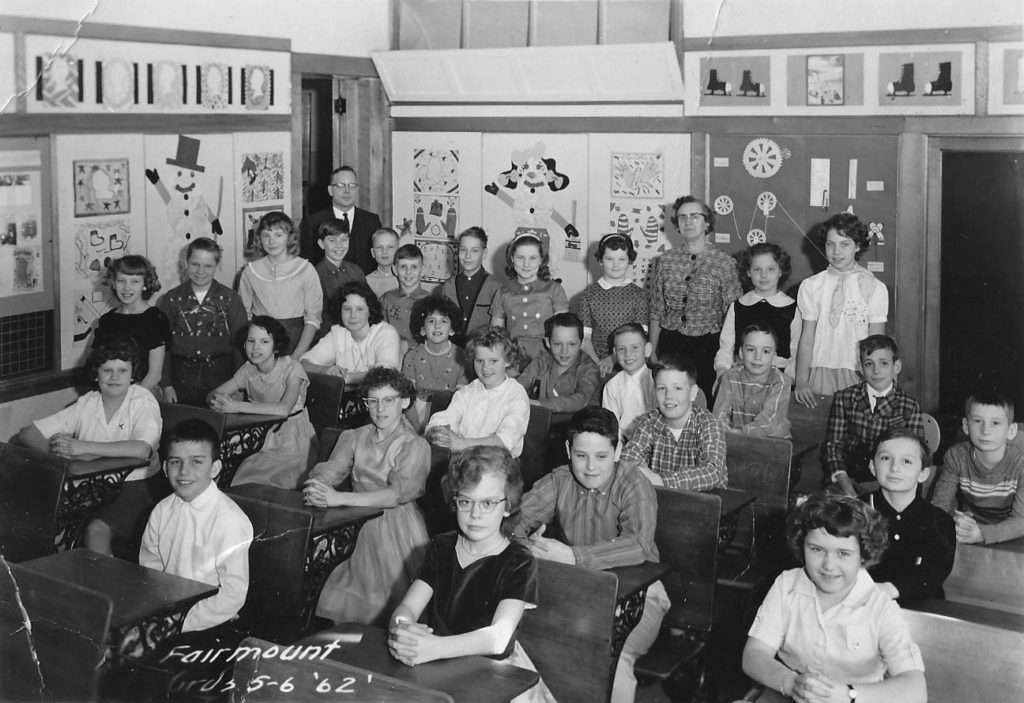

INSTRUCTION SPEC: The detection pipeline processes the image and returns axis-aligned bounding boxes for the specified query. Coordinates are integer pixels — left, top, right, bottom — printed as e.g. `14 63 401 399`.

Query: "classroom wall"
0 0 391 57
681 0 1023 38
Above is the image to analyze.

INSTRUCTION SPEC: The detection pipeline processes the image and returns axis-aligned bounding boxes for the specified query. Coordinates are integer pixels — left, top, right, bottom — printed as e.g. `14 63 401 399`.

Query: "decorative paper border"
24 34 290 115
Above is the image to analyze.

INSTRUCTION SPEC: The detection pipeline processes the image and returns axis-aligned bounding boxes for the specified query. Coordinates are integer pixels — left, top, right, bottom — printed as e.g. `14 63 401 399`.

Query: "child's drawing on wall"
484 142 580 280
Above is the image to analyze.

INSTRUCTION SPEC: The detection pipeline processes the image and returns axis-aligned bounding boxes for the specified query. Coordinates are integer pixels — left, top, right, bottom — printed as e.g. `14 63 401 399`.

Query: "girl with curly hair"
742 494 926 703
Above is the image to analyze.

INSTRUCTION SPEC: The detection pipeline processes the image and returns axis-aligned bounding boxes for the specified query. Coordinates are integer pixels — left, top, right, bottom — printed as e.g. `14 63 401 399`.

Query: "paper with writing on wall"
810 158 831 207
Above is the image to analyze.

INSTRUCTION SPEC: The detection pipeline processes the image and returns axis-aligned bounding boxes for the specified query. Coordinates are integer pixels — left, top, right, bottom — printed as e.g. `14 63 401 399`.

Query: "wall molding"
682 26 1023 52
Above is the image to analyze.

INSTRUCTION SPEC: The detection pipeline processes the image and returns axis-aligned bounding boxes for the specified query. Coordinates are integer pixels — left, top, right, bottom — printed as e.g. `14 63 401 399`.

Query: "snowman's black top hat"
166 135 206 173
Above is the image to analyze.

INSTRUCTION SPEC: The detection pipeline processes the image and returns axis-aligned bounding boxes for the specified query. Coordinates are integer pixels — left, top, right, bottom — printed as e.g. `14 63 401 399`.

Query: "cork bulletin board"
706 134 898 298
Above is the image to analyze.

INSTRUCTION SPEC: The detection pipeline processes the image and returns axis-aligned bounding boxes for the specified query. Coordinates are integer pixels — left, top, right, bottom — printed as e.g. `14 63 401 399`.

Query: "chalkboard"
707 134 898 297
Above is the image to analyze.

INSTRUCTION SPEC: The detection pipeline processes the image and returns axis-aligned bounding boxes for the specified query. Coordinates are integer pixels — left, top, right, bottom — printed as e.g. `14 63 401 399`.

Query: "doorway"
936 144 1024 423
300 77 335 220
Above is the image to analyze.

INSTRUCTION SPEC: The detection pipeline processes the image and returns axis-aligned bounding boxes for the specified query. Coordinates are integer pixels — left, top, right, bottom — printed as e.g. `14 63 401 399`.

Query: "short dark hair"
786 494 889 568
317 217 350 241
442 445 524 537
543 311 583 340
818 212 871 259
459 226 488 248
737 242 791 289
670 195 715 235
337 281 384 326
873 427 931 467
467 326 521 370
331 165 357 180
653 352 698 385
594 232 637 263
394 243 424 264
964 391 1015 422
162 418 221 461
88 336 141 384
567 407 620 449
362 366 416 401
740 321 778 348
108 255 161 300
611 322 649 345
247 316 290 358
410 295 462 343
859 334 898 360
186 237 223 264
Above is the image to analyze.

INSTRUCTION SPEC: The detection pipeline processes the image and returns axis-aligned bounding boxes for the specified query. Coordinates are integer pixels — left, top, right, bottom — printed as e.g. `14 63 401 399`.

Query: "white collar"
867 383 893 399
332 205 355 219
598 276 634 290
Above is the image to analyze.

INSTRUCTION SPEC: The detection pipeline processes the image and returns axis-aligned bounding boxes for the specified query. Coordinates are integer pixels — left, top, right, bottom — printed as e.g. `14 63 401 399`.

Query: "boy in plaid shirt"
619 353 727 490
823 335 923 496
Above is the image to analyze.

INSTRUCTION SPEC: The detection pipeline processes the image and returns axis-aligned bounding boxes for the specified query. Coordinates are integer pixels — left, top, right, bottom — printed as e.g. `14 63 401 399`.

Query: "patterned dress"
576 279 649 359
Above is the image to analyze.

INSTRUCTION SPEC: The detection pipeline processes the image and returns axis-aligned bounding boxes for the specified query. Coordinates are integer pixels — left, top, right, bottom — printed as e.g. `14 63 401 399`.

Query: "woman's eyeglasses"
453 497 507 514
363 395 401 408
676 213 706 222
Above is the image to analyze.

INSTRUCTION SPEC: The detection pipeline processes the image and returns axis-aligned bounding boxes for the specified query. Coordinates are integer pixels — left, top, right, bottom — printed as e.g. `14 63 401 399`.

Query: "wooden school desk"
709 486 757 552
19 549 216 661
295 623 540 703
226 483 382 632
609 561 673 662
61 454 151 551
218 412 287 487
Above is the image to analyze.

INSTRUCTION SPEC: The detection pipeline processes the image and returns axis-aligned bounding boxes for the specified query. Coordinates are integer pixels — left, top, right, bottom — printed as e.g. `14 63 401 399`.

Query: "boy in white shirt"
602 323 655 446
141 418 253 646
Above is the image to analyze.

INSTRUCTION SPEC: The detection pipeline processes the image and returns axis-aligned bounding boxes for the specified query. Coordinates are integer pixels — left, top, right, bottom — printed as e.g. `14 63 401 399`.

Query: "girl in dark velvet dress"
387 445 554 702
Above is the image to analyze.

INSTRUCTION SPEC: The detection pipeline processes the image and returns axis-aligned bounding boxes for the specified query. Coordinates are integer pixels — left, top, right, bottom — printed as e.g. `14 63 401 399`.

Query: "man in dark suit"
300 165 382 273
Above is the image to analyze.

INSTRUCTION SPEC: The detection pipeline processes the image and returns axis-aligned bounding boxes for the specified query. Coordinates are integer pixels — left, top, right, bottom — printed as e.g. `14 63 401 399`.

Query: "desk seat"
0 442 66 561
944 537 1024 614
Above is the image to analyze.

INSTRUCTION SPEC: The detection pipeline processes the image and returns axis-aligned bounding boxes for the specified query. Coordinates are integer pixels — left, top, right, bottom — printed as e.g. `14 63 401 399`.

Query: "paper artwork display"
0 169 43 299
417 238 458 284
74 159 130 217
807 55 844 105
414 194 459 240
152 60 184 110
72 219 130 343
880 52 959 103
242 205 279 257
201 63 229 109
1003 48 1024 106
699 56 770 104
483 141 583 279
41 55 81 107
240 152 285 203
414 149 460 194
609 201 666 290
611 152 663 198
244 65 271 110
146 135 225 286
101 57 135 110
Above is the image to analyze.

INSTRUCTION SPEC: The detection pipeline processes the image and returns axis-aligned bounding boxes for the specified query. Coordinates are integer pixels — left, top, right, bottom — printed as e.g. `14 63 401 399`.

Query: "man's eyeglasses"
331 183 359 190
676 213 706 222
453 497 507 514
363 395 402 408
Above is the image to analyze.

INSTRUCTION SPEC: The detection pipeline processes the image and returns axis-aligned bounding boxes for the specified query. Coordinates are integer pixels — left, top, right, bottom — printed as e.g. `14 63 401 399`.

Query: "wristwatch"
847 683 858 699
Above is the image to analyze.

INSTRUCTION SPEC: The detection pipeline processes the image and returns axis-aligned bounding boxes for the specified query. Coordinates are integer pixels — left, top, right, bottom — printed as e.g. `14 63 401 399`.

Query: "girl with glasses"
389 445 554 702
304 366 431 627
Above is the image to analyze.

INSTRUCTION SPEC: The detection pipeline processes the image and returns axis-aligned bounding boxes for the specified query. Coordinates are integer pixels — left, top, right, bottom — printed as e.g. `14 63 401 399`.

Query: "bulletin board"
706 134 898 297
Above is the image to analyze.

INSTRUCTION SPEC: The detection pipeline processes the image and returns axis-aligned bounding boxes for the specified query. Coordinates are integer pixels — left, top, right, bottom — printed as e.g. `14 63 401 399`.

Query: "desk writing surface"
299 623 539 703
223 412 287 430
609 561 671 601
21 549 216 629
65 455 150 477
226 483 381 533
709 487 757 518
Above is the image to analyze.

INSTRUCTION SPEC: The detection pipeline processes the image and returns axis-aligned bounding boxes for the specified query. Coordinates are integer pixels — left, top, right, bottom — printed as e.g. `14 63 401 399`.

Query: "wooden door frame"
920 136 1024 412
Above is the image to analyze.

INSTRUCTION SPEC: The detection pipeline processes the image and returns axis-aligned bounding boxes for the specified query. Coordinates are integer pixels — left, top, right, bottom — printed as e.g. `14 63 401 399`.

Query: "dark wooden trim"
0 370 78 405
895 132 929 406
0 15 291 51
0 114 292 136
292 53 378 78
905 116 1024 135
393 116 909 134
682 25 1023 52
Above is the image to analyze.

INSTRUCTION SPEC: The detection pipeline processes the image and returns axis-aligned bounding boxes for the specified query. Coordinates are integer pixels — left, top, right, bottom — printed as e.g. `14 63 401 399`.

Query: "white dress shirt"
603 366 655 445
139 482 253 632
